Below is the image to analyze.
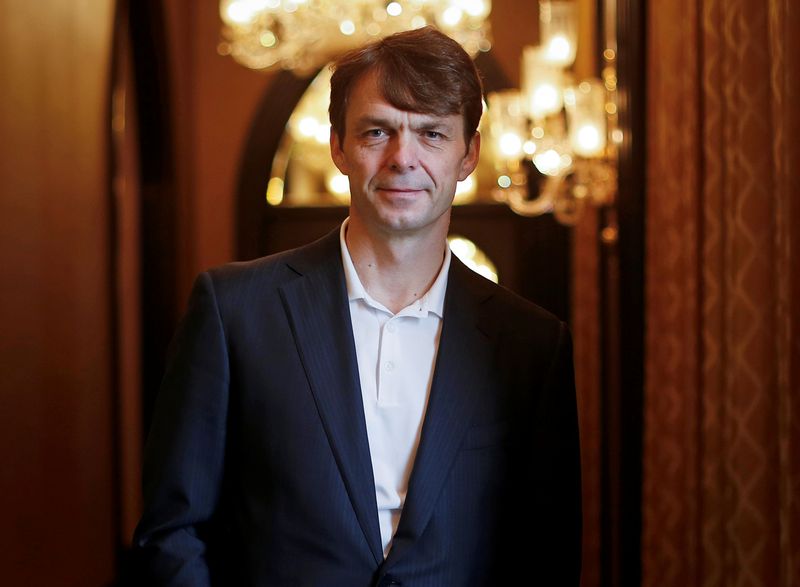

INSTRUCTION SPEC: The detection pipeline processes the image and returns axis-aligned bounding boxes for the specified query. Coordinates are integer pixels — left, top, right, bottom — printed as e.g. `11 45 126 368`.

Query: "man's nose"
387 133 418 171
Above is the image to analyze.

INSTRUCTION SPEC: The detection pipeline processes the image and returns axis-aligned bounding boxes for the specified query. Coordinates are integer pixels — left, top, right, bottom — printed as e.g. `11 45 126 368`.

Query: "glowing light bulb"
327 173 350 195
314 124 330 144
498 132 523 157
523 140 537 155
532 83 561 116
546 35 572 64
533 149 563 176
386 2 402 16
457 0 489 18
297 116 318 138
575 124 602 156
340 20 356 35
442 6 463 26
226 1 256 24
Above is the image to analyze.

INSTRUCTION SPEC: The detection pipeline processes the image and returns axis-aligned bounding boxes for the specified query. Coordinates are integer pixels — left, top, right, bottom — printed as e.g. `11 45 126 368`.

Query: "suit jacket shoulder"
205 228 342 294
448 254 568 352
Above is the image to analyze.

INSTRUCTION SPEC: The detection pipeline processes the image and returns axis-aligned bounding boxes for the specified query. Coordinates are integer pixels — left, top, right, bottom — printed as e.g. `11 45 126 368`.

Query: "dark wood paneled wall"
0 1 118 585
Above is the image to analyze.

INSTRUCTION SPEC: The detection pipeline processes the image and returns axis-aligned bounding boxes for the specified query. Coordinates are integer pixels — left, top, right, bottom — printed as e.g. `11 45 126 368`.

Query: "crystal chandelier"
486 0 618 225
219 0 492 74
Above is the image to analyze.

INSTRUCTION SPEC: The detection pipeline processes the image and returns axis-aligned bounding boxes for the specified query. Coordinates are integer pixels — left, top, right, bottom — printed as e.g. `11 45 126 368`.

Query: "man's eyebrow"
415 121 452 131
353 116 393 130
352 115 455 132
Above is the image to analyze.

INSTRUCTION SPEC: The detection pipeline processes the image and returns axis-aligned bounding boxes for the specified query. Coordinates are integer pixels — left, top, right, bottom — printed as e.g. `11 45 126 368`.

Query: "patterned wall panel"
643 0 702 584
644 0 799 585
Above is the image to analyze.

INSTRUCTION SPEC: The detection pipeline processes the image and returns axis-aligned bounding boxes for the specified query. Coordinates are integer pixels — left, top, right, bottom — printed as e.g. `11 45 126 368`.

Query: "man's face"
330 71 480 237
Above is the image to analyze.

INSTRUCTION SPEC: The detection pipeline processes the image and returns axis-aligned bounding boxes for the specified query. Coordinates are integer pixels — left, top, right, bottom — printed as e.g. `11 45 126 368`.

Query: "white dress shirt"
339 220 450 557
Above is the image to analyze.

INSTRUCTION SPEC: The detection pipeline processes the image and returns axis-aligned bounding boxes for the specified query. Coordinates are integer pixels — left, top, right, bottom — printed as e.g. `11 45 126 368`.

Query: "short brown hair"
329 26 484 145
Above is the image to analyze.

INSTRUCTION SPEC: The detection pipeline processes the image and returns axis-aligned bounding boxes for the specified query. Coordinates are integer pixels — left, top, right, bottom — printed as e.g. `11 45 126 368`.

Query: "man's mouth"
377 186 426 193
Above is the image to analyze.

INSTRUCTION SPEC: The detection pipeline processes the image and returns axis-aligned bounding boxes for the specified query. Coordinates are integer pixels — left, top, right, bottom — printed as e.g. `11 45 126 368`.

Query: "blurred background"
0 0 797 585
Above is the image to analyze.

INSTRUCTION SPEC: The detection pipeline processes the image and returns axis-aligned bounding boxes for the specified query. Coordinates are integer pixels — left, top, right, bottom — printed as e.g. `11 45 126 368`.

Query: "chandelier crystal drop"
219 0 492 74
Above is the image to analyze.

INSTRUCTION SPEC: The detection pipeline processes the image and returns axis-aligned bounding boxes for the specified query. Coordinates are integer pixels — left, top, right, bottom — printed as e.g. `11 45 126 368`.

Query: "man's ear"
458 131 481 181
330 131 349 175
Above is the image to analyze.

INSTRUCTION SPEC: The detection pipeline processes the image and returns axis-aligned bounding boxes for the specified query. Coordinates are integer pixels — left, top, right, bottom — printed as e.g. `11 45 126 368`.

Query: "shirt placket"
377 316 401 406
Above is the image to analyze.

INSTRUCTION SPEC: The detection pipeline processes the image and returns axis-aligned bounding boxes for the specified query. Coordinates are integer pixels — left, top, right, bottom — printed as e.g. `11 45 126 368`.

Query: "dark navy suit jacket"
132 228 581 586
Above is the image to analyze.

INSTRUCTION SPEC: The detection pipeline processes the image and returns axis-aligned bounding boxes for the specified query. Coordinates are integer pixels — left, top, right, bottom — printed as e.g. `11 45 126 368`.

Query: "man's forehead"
344 69 462 127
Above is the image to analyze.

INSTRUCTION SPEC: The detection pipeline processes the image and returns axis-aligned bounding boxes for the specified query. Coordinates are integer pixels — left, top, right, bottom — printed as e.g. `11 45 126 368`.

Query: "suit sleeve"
532 322 582 585
130 272 230 586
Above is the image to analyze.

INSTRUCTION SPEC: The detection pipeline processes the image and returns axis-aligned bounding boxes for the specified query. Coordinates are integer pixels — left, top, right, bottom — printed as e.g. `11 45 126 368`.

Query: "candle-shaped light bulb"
565 80 608 158
521 47 564 118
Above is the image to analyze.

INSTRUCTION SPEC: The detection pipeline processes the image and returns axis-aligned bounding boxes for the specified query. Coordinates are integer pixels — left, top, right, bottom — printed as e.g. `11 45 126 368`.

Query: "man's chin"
373 210 450 237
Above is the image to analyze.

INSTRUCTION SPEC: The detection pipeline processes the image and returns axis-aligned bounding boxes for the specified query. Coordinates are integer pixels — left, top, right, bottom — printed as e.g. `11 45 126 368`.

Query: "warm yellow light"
498 175 512 188
411 15 428 28
533 148 563 176
297 116 318 138
575 124 602 155
456 177 474 195
266 177 284 205
565 80 608 157
226 1 257 24
449 236 476 259
314 124 330 144
260 31 277 47
532 83 561 115
327 172 350 196
284 0 308 11
475 265 499 282
522 47 565 117
221 0 491 72
523 140 537 155
457 0 490 18
442 6 464 26
538 0 578 67
448 236 499 283
499 132 523 158
545 35 572 64
386 2 402 16
454 173 477 203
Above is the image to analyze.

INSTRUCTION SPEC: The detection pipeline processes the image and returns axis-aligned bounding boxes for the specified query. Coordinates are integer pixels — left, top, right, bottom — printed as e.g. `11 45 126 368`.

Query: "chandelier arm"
505 184 556 217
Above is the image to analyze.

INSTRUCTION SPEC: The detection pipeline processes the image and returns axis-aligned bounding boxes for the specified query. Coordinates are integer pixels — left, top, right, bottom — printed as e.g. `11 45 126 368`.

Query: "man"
133 26 581 586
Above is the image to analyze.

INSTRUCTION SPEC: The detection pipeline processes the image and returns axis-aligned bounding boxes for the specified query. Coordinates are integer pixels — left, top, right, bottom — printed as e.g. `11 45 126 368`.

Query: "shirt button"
384 361 395 372
386 322 396 333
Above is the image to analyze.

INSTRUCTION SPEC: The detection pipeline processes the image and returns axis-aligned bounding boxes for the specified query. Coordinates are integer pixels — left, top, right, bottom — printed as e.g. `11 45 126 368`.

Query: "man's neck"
345 218 448 314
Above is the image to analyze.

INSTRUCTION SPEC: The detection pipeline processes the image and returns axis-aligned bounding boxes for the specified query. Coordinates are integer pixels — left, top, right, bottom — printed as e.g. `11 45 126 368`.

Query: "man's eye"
424 131 444 140
365 129 386 138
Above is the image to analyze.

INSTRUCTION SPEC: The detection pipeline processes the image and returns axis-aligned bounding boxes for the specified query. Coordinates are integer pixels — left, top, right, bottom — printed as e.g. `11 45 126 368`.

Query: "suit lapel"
385 258 495 566
278 230 384 566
